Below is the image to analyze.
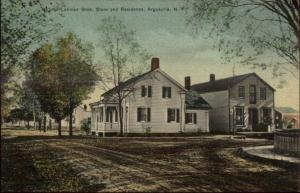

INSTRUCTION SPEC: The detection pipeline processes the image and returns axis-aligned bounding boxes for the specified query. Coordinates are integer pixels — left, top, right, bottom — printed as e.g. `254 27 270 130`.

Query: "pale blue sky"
47 0 299 110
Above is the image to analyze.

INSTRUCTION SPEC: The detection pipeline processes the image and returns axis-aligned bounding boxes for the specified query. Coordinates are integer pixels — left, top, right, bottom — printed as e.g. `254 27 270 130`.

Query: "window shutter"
137 108 141 122
167 108 171 122
141 86 145 97
148 86 152 97
147 108 151 122
193 113 197 124
185 113 188 124
162 87 166 98
176 109 180 123
168 87 172 98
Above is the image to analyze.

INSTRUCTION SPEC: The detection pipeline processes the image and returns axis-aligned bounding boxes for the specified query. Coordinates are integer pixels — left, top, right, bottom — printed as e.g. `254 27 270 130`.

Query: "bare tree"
97 16 150 136
186 0 299 82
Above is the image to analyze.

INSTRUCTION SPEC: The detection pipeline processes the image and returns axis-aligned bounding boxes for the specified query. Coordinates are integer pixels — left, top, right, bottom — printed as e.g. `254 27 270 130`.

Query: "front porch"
91 102 121 135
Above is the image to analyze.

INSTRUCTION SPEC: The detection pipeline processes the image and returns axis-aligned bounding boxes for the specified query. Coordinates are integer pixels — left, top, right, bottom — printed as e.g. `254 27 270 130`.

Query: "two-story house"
191 73 275 133
90 58 211 135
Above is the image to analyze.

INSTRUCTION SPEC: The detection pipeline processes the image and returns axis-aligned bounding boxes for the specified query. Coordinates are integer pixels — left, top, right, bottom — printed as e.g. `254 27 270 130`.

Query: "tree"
16 82 43 130
186 0 299 82
56 33 99 136
28 43 69 136
97 16 150 136
28 33 99 136
1 0 61 124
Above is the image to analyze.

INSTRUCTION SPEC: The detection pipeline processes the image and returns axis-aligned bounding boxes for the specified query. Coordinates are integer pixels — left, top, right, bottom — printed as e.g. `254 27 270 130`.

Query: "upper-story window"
260 87 266 100
238 86 245 99
167 108 180 123
162 86 171 98
141 85 152 97
249 85 256 104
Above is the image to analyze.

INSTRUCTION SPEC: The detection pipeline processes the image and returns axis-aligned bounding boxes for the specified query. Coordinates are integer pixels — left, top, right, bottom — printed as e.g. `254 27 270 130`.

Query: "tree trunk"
27 120 30 128
118 102 123 137
33 109 36 130
49 119 52 130
43 115 46 132
38 120 41 131
69 110 73 136
58 119 62 136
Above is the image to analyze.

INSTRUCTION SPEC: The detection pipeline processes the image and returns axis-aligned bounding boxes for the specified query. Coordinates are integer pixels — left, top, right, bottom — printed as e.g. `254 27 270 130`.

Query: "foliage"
28 32 99 136
97 16 151 136
1 0 62 122
10 108 33 124
186 0 299 83
80 118 91 135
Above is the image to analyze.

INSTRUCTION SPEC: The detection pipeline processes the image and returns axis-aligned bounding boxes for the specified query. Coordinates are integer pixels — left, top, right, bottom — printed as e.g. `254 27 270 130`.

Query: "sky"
47 0 299 110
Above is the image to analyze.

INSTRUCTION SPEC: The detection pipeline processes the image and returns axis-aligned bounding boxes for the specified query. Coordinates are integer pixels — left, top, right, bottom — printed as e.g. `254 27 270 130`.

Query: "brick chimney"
210 74 215 82
151 57 160 71
184 76 191 90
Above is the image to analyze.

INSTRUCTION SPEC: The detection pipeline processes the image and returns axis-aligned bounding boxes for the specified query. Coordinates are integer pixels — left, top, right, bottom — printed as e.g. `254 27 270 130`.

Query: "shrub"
80 118 91 135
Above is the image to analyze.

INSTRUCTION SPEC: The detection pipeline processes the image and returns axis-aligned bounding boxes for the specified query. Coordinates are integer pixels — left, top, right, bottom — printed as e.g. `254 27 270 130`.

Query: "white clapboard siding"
185 109 209 132
200 90 229 132
127 71 185 133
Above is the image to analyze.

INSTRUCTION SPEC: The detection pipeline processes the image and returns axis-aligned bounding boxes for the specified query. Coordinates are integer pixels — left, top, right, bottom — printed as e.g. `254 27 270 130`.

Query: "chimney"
210 74 215 82
184 76 191 90
151 57 160 71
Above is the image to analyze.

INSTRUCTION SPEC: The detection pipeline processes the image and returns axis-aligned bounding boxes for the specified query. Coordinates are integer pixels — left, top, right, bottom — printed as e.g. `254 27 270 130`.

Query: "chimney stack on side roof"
151 57 160 71
184 76 191 90
210 74 215 82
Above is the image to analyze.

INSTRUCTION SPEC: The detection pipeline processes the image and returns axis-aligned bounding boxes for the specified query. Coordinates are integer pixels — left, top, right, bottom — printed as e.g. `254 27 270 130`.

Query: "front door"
248 108 258 131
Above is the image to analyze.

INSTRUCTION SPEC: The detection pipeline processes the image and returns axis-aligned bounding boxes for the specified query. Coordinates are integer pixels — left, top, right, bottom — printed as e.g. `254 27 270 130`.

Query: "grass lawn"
1 127 299 192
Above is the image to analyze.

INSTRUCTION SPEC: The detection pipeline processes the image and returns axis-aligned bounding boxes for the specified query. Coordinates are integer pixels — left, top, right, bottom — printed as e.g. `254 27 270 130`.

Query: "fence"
274 129 300 154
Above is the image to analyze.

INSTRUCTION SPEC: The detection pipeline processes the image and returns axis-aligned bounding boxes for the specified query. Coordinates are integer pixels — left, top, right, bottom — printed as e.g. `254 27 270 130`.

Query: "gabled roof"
102 68 186 97
185 90 211 109
275 107 299 114
191 72 275 93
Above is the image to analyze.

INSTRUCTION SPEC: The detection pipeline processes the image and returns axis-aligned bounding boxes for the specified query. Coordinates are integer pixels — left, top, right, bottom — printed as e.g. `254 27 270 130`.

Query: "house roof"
275 107 299 114
185 90 211 109
102 68 186 97
191 72 275 93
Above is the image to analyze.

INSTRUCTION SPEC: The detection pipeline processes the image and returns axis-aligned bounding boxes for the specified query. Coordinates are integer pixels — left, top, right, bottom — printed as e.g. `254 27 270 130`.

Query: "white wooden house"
191 73 275 133
90 58 211 135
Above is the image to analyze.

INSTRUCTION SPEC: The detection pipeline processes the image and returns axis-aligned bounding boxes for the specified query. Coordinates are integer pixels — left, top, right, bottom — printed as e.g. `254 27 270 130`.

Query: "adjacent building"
275 107 299 129
90 58 211 135
191 73 276 133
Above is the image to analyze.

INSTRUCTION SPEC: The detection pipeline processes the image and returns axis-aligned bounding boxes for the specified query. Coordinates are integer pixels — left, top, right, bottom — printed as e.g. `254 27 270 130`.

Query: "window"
262 107 272 124
185 113 197 124
141 85 147 97
141 85 152 97
167 108 180 122
137 107 151 122
235 106 244 126
162 87 171 98
115 108 118 122
238 86 245 99
260 87 266 100
249 85 256 104
99 107 103 122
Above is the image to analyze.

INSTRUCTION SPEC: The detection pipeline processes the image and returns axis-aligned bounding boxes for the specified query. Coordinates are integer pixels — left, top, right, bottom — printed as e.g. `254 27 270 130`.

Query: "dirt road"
1 130 299 192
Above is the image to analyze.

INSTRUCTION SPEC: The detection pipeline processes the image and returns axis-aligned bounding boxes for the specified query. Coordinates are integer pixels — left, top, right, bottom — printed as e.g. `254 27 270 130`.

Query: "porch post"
96 106 99 133
103 105 106 137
